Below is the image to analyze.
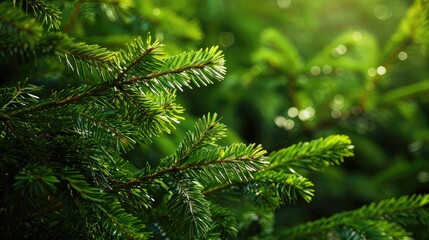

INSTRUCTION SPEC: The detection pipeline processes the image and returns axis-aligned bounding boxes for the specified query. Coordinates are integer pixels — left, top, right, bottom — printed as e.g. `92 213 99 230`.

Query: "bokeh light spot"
152 8 161 16
277 0 292 9
219 32 235 47
250 65 262 75
417 171 429 183
352 31 363 41
283 119 295 130
356 118 369 134
367 68 377 77
377 66 386 75
331 109 341 119
274 116 286 127
335 68 345 76
288 107 299 118
298 107 315 121
322 65 333 74
373 4 392 20
310 66 321 76
398 51 408 61
330 95 345 110
274 116 295 130
332 44 347 57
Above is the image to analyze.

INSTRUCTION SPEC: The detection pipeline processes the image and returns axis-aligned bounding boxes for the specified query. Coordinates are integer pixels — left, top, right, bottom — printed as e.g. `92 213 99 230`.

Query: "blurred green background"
32 0 429 233
187 0 429 230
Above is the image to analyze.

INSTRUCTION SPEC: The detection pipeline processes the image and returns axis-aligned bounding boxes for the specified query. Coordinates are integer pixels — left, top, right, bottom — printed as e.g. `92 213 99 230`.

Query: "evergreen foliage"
0 0 428 239
283 194 429 239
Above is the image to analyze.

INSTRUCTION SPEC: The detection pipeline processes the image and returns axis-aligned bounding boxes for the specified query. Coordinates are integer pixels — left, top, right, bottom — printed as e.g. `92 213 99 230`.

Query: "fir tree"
0 0 428 239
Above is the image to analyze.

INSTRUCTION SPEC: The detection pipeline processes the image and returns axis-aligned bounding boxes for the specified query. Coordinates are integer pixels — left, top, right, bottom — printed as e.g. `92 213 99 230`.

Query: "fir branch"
115 36 163 83
0 82 46 156
1 29 116 78
0 39 36 63
0 86 24 112
154 89 185 126
123 46 226 93
7 83 178 150
0 81 42 111
183 143 268 184
62 41 117 66
107 143 266 191
359 0 429 109
77 113 137 151
7 40 225 118
251 171 314 206
166 179 212 239
15 0 62 31
98 197 151 240
208 203 238 239
203 170 314 208
13 165 59 198
58 167 105 202
383 0 429 60
282 194 429 239
340 220 412 239
66 0 133 6
118 87 157 123
202 136 352 207
8 83 112 117
267 135 354 172
113 187 154 212
201 182 232 196
0 2 43 47
159 113 227 168
236 207 275 238
116 87 184 142
56 36 118 81
63 1 91 33
0 113 19 137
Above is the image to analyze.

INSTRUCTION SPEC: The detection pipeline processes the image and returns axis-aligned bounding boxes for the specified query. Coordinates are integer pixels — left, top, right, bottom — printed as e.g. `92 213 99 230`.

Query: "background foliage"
1 0 429 239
